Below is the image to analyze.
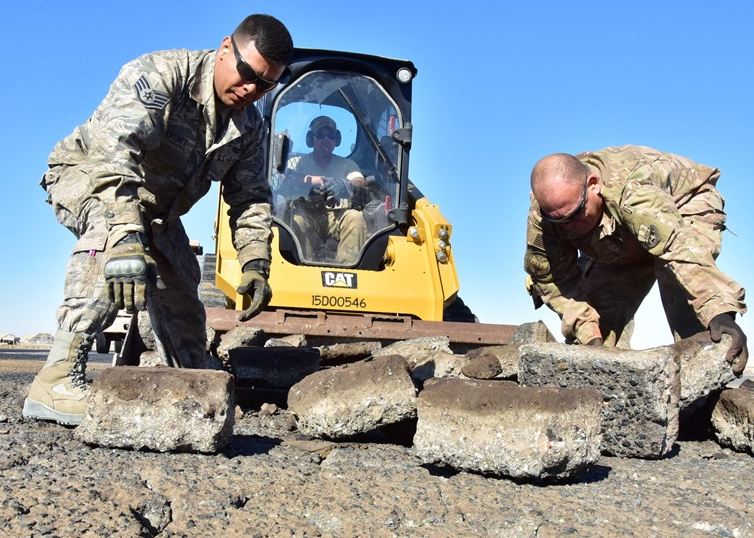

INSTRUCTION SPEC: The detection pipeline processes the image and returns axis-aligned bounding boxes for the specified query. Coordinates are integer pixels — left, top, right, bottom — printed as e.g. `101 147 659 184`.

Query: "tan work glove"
103 233 156 313
237 259 272 321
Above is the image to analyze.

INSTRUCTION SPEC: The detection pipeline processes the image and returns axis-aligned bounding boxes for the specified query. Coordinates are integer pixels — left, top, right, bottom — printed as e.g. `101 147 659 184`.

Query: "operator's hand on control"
103 233 156 313
322 177 352 203
351 185 371 210
709 313 749 375
237 260 272 322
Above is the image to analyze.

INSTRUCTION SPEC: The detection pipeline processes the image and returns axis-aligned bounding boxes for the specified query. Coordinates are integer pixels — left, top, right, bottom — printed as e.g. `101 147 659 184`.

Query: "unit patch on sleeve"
524 250 552 281
637 223 661 250
134 74 170 110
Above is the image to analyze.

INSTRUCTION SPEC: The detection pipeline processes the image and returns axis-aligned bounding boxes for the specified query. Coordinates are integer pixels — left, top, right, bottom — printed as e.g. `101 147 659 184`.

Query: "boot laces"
69 334 94 389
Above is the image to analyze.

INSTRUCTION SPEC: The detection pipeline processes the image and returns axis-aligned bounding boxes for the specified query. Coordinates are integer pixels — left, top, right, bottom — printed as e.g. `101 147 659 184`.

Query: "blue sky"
1 1 752 350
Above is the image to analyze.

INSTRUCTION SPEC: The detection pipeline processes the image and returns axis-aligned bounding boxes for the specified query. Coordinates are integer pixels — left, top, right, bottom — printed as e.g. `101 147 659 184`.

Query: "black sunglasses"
540 178 589 224
230 34 278 92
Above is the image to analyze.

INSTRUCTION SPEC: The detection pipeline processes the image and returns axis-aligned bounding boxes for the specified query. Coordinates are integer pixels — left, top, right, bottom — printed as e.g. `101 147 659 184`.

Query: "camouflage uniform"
524 145 747 347
41 48 273 367
286 153 366 264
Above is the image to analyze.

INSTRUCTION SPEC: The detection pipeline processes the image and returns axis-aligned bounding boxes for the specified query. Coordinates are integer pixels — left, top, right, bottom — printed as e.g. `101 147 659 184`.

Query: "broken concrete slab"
462 321 558 381
372 336 452 366
317 341 382 367
288 355 417 439
519 342 680 459
264 334 308 348
461 352 503 380
228 347 320 389
413 378 602 481
672 332 737 412
711 384 754 455
74 367 235 453
507 320 558 346
410 350 468 384
214 326 266 366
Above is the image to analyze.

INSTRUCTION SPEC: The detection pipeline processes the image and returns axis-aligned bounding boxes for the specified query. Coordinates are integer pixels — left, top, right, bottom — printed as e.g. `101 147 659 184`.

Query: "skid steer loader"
207 48 514 346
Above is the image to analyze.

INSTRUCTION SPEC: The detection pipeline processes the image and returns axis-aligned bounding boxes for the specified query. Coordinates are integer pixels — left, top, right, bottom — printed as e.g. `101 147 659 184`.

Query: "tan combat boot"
22 330 94 426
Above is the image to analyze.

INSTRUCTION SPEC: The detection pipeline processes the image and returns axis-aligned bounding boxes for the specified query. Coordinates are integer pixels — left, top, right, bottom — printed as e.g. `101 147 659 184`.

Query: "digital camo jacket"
47 48 272 267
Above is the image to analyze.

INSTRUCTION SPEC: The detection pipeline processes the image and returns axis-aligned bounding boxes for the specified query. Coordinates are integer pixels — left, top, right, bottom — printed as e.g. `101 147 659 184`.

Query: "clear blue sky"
1 1 752 350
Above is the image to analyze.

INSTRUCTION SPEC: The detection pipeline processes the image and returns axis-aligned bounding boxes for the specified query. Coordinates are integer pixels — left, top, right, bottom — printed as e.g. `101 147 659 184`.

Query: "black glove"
322 177 352 201
237 260 272 321
350 186 371 210
709 313 749 375
586 338 604 346
103 233 156 313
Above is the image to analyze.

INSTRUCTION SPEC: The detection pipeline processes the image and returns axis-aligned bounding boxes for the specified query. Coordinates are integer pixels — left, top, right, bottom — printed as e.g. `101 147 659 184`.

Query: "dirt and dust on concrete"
1 353 753 538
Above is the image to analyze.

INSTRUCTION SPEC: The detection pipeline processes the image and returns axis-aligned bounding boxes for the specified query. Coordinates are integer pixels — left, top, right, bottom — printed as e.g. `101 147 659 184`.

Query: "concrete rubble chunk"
519 342 680 459
373 336 451 366
317 341 382 366
461 352 503 379
74 367 235 453
507 320 558 346
413 378 602 481
228 347 320 389
288 354 417 439
462 321 556 381
214 326 266 365
410 349 468 384
711 384 754 454
264 334 308 348
671 332 737 412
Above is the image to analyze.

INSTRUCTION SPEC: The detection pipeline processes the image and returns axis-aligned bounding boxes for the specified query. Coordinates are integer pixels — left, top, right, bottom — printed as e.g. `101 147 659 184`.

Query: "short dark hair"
234 14 294 67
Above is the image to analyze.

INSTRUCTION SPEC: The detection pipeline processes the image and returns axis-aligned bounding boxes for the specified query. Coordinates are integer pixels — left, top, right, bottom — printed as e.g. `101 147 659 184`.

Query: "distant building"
22 333 54 345
0 334 20 345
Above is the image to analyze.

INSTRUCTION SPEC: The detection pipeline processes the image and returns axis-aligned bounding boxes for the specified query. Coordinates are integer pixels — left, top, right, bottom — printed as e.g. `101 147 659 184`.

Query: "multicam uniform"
42 48 273 368
285 153 366 264
524 145 747 347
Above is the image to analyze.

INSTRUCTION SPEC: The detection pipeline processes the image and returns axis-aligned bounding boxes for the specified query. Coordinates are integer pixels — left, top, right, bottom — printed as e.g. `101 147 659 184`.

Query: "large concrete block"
519 343 680 458
288 355 417 439
75 367 235 453
413 378 602 480
711 384 754 454
673 332 737 412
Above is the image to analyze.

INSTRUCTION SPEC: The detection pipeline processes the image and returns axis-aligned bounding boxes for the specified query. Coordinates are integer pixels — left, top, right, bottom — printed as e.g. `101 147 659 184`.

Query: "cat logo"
321 271 358 289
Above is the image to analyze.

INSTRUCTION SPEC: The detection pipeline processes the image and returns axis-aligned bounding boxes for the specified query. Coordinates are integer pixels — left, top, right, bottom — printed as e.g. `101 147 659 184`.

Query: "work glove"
350 186 371 211
709 313 749 375
103 233 156 313
237 260 272 321
322 177 353 202
585 337 604 346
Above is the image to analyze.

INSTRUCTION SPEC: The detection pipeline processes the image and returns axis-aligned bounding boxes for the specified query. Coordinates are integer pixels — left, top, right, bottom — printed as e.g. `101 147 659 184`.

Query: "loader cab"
261 50 417 270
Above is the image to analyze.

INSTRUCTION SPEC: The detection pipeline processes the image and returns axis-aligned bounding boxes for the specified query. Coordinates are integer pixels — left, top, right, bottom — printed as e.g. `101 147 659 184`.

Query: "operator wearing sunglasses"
285 116 368 265
24 15 294 426
524 145 748 375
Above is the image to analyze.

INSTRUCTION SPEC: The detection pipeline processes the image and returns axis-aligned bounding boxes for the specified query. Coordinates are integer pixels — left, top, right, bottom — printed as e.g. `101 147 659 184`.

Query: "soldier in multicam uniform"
524 145 748 373
23 14 294 426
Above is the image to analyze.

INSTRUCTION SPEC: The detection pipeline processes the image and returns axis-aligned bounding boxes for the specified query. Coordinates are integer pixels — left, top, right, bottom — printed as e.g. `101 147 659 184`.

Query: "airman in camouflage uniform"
285 116 368 265
524 145 748 373
23 14 294 425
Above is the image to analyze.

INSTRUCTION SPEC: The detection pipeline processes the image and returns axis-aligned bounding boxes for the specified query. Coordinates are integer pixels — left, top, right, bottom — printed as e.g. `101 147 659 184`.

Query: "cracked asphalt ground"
1 355 753 538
